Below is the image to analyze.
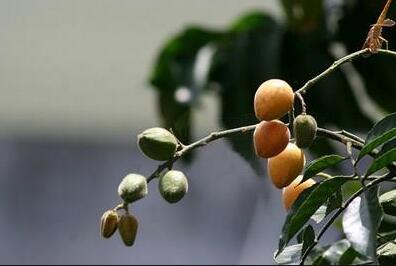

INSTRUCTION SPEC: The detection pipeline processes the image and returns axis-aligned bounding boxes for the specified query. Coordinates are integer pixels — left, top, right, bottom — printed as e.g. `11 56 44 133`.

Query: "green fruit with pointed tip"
293 114 317 149
137 128 178 161
118 174 148 203
159 170 188 203
100 210 119 239
118 213 138 247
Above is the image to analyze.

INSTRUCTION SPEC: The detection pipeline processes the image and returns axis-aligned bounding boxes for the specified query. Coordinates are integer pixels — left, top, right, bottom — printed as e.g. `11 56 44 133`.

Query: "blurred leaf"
274 244 302 265
322 239 355 265
358 112 396 160
280 28 372 132
342 185 383 261
302 155 346 183
365 147 396 176
311 190 343 224
209 12 283 170
337 1 396 114
281 0 324 33
277 177 351 256
378 242 396 265
150 27 222 145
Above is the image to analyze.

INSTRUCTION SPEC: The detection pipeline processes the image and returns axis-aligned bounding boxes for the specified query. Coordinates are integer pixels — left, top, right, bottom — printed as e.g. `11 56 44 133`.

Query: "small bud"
159 170 188 203
118 213 139 247
100 210 119 239
137 128 178 161
293 114 317 149
118 174 148 204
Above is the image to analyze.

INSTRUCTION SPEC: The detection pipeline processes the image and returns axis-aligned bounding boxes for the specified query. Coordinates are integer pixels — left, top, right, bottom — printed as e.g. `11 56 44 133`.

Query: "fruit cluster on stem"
100 48 396 256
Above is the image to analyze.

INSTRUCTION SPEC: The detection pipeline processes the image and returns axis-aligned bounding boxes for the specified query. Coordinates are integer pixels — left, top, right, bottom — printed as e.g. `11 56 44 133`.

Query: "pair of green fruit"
118 171 188 204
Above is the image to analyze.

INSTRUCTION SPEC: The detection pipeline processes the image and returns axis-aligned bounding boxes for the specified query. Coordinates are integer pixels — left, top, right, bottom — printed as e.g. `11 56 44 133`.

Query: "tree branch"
146 124 257 182
295 48 396 95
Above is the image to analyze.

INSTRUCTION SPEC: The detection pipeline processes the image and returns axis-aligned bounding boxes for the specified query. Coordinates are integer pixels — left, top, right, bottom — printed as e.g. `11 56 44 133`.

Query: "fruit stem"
295 48 396 95
294 92 306 115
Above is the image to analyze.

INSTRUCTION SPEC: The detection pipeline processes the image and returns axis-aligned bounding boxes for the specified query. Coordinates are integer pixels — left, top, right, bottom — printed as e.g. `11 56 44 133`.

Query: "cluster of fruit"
253 79 318 210
100 128 188 246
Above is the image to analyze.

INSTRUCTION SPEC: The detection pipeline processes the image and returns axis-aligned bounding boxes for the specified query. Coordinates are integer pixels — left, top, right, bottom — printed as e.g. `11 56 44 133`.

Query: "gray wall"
0 1 339 264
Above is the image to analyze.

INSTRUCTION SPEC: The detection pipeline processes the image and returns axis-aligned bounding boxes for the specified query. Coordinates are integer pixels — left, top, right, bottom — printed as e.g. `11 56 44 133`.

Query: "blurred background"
0 0 395 264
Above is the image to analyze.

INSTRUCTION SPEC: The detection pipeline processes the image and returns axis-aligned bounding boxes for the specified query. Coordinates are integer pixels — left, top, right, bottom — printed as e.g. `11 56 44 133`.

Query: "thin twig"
146 124 258 182
296 49 396 95
295 92 307 114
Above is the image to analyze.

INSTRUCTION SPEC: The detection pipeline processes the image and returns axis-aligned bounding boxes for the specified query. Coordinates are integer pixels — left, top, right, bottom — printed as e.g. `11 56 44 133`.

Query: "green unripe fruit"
137 128 178 161
293 114 317 149
159 170 188 203
118 174 148 204
100 210 119 239
118 213 138 247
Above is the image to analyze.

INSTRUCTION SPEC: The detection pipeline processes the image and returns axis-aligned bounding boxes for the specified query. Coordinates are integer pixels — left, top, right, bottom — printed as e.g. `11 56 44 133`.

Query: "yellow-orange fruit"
267 143 305 188
254 79 294 121
282 175 316 210
253 120 290 158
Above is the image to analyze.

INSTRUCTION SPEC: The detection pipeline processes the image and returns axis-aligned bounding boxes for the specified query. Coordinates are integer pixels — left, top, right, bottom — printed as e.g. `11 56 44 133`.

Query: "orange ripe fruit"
282 175 316 210
253 120 290 158
267 143 305 188
254 79 294 121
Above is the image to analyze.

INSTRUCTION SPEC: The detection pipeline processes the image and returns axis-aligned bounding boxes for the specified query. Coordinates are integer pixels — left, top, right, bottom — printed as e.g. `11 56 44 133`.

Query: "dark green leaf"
342 185 383 260
311 190 343 224
379 138 396 157
277 177 351 256
365 147 396 177
274 244 302 265
359 113 396 160
209 12 283 170
302 226 315 259
302 155 346 183
378 242 396 265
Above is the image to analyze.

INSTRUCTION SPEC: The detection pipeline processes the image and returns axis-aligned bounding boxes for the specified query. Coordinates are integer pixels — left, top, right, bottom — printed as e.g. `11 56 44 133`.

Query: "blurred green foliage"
148 0 396 168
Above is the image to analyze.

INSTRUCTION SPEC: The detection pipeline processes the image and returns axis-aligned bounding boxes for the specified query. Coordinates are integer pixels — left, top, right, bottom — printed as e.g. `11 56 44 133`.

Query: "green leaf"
276 177 351 256
302 226 315 259
365 147 396 177
342 185 383 261
321 239 370 265
380 190 396 215
274 244 302 265
302 155 346 183
378 242 396 265
358 113 396 160
311 190 343 224
322 239 355 265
